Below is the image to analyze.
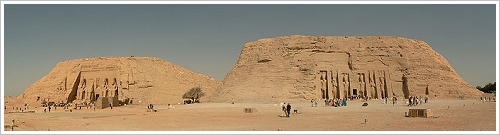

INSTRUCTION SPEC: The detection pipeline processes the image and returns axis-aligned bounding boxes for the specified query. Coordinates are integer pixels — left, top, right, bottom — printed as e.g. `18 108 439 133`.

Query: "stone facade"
17 57 222 107
210 35 483 103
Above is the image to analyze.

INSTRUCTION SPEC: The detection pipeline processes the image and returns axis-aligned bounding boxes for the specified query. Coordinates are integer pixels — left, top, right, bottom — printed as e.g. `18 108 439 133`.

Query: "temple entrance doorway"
95 94 100 101
353 89 358 98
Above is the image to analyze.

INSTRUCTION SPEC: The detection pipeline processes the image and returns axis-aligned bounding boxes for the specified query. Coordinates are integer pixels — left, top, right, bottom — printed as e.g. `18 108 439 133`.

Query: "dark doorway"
353 89 358 96
95 94 100 101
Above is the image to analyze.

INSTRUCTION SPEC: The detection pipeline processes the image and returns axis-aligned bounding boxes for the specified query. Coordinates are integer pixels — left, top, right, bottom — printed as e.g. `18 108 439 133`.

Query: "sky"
2 2 498 97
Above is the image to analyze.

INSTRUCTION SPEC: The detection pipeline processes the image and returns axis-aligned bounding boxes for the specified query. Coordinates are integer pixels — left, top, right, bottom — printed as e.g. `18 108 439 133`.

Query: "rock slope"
210 35 482 103
17 57 222 105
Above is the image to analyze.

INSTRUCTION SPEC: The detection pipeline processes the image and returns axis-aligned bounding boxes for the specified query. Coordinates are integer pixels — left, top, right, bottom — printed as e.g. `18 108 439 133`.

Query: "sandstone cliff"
210 35 482 103
17 57 222 105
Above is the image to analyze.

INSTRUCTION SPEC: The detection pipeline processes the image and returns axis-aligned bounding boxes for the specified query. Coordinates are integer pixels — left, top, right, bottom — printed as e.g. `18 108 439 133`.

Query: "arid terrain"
3 97 496 132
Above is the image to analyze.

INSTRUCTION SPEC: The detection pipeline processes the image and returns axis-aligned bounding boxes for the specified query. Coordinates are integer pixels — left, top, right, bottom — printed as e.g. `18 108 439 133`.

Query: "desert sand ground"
3 97 497 132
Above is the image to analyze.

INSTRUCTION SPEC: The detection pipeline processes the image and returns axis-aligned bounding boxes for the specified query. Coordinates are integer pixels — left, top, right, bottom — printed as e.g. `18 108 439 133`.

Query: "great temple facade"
211 35 481 103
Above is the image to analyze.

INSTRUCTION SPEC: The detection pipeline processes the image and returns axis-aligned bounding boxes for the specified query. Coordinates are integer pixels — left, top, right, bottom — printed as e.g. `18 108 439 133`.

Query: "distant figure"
48 106 51 112
281 103 286 116
314 99 318 107
286 103 292 117
408 96 413 106
93 104 96 111
231 98 235 104
343 98 347 106
392 98 395 106
110 104 113 110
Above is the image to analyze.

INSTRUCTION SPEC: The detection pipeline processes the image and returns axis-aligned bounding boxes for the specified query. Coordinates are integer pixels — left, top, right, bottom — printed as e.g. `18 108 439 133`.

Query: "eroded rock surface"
210 35 482 103
17 57 222 105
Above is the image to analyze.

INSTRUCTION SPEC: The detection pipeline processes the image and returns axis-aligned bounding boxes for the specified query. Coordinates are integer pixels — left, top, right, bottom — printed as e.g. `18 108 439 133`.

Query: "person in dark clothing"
286 103 292 117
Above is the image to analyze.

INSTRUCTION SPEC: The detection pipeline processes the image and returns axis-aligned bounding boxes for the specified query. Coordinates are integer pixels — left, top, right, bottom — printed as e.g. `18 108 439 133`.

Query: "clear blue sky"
2 3 497 97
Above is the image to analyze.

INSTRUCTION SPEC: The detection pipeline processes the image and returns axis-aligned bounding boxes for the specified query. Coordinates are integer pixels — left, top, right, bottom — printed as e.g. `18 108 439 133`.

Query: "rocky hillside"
17 56 222 105
210 35 482 103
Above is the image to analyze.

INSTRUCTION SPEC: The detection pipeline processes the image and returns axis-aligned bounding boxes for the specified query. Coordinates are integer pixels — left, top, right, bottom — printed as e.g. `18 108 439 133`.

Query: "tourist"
343 98 347 106
419 96 423 104
110 104 113 109
324 98 328 106
48 106 51 112
414 97 419 105
231 98 235 104
281 103 286 116
392 97 395 106
408 96 412 106
314 99 318 107
286 103 291 117
424 96 428 103
93 104 96 111
413 96 417 106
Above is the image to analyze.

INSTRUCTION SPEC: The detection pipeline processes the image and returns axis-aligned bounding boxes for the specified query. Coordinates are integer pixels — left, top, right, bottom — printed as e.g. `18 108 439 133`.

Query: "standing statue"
320 73 326 99
343 73 349 99
369 73 376 99
379 77 385 98
331 71 338 99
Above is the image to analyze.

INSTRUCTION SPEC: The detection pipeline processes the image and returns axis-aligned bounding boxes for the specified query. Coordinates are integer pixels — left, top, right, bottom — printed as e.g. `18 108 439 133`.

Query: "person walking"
281 103 286 117
286 103 292 117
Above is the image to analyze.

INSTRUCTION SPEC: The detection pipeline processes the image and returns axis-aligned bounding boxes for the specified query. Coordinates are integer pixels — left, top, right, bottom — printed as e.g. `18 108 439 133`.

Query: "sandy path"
3 98 497 131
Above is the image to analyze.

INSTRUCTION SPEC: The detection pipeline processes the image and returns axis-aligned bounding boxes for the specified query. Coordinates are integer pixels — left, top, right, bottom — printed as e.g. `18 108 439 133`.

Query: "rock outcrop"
17 57 222 105
210 35 482 103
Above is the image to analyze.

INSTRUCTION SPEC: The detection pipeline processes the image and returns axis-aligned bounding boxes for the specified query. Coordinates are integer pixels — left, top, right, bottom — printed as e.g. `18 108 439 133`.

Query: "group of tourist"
7 104 30 112
281 103 292 117
147 104 154 109
310 99 318 107
480 97 496 102
326 98 348 107
408 96 427 106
